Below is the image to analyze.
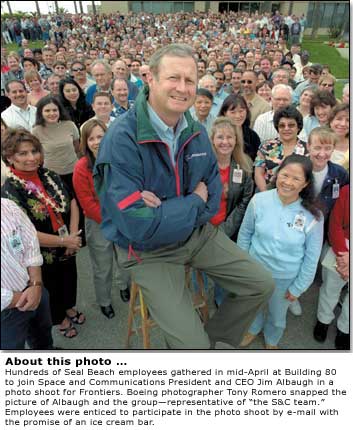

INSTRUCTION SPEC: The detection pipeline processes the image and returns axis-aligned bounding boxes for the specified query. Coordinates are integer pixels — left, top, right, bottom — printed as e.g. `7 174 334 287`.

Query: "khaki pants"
118 223 274 349
85 218 130 307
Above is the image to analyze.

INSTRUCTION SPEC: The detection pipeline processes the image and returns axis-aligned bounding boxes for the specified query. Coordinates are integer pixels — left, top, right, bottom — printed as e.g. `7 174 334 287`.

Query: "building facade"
100 1 349 35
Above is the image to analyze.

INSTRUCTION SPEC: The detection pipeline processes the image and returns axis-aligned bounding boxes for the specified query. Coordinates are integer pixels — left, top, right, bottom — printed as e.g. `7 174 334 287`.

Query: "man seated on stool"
94 44 274 349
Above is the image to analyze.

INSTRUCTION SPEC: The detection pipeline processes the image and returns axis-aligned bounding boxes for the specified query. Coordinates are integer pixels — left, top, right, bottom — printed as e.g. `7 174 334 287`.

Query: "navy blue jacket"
94 87 222 251
318 161 349 219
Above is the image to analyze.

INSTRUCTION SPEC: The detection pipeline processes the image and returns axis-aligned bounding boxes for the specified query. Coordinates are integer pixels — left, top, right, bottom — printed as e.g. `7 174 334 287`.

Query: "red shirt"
328 185 349 254
210 166 230 226
72 156 102 224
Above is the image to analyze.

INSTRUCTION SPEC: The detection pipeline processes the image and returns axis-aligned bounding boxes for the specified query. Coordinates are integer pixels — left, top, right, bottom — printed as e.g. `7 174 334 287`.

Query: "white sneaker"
288 300 302 316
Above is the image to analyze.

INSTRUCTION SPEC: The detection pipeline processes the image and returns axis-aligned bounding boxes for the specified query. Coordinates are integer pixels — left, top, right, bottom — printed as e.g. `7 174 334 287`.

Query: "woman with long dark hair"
32 95 79 195
218 94 261 161
237 154 323 349
58 77 94 129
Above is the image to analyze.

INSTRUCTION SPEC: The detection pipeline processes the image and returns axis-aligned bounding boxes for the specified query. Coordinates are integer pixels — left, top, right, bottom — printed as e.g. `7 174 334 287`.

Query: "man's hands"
336 251 349 281
16 286 42 311
141 181 208 209
193 181 208 203
141 191 161 208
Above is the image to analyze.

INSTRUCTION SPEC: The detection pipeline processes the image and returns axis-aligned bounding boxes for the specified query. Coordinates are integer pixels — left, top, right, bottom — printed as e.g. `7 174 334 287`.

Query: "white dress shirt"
1 104 37 131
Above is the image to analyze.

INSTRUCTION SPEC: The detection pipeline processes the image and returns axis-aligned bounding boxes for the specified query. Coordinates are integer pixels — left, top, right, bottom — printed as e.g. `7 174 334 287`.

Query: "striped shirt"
253 110 278 144
1 199 43 311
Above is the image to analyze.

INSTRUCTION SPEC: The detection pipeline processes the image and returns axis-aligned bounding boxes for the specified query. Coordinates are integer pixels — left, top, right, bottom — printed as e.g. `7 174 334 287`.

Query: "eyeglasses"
241 80 253 84
278 123 297 129
72 68 85 72
321 83 334 87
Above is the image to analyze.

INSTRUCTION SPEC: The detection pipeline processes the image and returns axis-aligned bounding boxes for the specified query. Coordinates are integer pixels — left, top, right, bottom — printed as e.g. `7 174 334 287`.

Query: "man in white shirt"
1 198 53 349
253 84 293 144
1 80 36 131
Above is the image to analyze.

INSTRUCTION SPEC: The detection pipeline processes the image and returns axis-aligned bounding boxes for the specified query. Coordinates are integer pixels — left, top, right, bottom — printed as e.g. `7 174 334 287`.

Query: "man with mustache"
1 80 36 130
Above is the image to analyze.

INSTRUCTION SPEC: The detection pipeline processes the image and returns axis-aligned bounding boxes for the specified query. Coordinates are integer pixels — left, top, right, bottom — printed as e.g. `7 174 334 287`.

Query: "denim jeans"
1 288 53 350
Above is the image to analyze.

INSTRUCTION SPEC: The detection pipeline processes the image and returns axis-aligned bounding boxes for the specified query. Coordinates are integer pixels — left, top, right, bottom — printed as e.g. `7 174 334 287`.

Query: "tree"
310 2 321 39
35 1 41 16
340 9 349 42
54 1 59 14
6 1 13 15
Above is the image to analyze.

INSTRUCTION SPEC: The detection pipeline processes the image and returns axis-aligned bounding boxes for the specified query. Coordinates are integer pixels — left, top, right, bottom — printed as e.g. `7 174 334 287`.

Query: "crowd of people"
0 8 349 350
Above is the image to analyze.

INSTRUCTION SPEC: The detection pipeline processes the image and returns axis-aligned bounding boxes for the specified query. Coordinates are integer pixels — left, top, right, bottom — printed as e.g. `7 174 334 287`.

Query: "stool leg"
139 289 151 349
126 282 138 348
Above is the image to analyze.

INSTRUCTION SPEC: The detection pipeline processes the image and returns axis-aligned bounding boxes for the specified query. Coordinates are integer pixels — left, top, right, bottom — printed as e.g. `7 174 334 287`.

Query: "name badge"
293 212 305 232
295 146 305 156
332 182 340 199
58 224 69 237
9 231 24 254
232 166 243 184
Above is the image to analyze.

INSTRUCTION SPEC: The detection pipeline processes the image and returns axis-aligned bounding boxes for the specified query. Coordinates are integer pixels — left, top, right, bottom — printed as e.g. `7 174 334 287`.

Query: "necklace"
7 170 68 213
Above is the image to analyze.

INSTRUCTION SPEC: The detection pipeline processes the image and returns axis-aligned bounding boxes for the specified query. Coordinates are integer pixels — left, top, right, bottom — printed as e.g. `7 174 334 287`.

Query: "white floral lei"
7 170 68 213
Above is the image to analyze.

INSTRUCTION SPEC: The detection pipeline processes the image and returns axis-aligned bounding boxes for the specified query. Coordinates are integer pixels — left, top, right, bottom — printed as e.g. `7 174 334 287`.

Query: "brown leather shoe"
239 333 257 347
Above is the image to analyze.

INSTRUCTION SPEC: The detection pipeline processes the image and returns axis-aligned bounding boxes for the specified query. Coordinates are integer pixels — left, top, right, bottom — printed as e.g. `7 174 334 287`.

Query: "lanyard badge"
332 179 340 199
232 165 243 183
58 224 69 237
293 212 306 232
9 230 25 254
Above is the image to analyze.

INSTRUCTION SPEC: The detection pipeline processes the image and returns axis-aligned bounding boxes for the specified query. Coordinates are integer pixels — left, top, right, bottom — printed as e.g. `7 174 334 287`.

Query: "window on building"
307 2 349 28
332 3 349 27
131 2 142 12
183 2 194 12
306 3 325 27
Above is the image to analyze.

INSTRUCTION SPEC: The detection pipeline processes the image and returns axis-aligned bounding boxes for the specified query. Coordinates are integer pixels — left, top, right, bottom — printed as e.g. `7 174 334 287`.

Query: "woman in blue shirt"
238 154 324 349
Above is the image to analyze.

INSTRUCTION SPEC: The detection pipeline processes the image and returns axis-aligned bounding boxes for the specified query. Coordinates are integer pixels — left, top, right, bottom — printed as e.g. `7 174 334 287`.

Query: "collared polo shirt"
147 103 188 166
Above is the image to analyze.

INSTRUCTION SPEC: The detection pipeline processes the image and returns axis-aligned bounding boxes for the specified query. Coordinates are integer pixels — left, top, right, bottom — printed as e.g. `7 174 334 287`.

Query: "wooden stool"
126 281 157 349
185 267 209 324
126 269 209 349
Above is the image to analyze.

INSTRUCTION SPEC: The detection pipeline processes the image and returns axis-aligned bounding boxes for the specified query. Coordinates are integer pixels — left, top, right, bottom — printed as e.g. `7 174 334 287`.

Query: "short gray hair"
149 44 197 77
272 83 293 97
272 67 290 79
91 59 112 73
198 74 217 88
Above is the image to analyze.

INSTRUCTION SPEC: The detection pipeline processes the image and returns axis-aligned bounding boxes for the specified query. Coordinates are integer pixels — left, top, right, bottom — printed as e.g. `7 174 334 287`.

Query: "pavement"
336 47 349 60
52 246 344 351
